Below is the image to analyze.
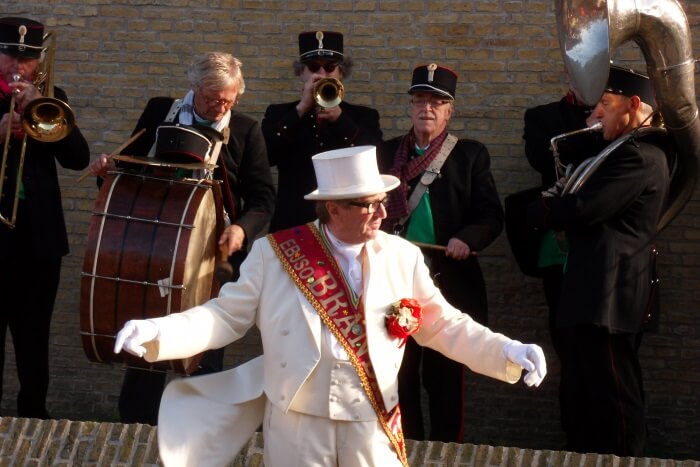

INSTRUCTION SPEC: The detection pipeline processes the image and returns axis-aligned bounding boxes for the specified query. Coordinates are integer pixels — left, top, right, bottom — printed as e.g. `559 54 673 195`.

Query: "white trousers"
157 374 265 467
263 400 401 467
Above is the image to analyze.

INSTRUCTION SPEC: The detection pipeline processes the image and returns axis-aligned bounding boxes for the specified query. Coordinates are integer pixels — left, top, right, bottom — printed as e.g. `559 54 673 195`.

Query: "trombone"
0 31 74 228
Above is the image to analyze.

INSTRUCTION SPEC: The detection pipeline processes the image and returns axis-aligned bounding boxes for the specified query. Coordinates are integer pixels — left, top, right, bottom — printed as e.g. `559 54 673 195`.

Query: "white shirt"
323 226 365 360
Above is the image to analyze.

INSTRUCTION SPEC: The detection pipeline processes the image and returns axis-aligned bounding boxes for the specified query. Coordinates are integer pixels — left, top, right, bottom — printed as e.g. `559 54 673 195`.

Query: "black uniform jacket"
0 86 90 259
379 137 504 323
262 100 382 231
119 97 275 244
526 132 671 333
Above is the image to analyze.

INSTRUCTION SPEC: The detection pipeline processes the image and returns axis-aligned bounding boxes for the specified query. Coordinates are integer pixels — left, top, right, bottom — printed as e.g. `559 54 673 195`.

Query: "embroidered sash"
268 223 408 466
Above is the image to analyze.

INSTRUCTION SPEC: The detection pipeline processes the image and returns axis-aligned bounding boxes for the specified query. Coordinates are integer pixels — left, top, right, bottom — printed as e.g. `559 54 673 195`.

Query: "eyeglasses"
346 197 389 214
410 97 453 109
197 89 238 108
306 62 339 73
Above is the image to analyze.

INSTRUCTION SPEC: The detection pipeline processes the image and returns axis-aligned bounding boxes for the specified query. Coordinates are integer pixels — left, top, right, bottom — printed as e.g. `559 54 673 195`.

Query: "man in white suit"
114 145 547 467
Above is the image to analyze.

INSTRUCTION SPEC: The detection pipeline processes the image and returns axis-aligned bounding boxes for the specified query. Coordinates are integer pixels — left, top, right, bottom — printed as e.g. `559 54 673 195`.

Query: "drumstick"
411 241 446 251
215 245 234 284
77 128 146 183
410 240 478 256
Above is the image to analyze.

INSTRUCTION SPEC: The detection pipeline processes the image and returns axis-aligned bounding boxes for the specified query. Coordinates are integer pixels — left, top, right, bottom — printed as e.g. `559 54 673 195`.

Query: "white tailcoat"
143 224 522 466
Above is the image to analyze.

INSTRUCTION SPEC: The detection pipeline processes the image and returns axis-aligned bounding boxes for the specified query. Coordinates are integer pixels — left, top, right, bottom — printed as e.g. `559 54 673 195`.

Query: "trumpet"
0 31 74 228
313 78 344 108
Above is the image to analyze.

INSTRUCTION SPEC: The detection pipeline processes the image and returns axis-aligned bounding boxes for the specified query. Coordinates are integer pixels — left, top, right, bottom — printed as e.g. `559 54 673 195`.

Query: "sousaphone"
556 0 700 231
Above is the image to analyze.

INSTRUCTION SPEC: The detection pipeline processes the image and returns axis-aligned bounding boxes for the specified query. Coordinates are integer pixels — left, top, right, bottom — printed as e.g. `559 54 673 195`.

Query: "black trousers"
397 253 487 442
398 337 464 442
118 347 225 425
557 325 646 456
0 253 60 419
540 265 564 357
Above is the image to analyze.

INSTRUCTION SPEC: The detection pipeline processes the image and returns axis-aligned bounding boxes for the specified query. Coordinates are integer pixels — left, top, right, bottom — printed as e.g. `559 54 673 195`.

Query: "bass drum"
80 172 225 375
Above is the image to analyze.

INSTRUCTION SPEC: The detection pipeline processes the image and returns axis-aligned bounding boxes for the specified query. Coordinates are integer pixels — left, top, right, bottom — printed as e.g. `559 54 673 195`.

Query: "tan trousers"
263 400 401 467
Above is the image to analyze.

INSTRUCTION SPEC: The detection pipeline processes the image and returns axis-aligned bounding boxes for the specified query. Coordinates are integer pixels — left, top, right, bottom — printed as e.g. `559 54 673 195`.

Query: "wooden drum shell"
80 172 224 375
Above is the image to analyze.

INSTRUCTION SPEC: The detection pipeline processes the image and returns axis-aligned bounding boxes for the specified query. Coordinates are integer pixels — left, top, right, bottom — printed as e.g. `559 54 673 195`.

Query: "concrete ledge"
1 417 698 466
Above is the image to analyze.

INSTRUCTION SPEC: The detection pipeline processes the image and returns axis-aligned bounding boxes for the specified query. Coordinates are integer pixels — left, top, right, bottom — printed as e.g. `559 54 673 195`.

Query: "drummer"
88 51 276 425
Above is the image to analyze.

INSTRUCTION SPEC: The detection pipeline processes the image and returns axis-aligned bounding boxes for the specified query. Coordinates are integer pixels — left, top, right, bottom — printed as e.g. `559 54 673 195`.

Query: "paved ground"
1 416 698 467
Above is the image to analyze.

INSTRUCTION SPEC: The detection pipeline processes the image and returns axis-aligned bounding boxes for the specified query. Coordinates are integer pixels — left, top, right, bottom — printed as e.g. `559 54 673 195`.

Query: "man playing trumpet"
0 16 90 418
262 30 383 231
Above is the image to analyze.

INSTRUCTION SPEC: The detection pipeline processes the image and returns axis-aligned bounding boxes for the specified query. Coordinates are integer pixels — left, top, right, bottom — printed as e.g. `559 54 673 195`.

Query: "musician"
521 84 600 440
378 64 504 442
526 65 669 455
88 52 275 425
262 30 383 231
113 145 546 467
0 17 90 418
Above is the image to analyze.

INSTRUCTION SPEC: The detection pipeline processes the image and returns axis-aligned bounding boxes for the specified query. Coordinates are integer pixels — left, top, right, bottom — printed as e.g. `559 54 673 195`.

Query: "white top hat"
304 146 400 200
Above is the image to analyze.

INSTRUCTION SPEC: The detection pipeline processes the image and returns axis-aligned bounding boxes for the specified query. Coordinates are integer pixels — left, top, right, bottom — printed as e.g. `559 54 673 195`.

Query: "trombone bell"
22 97 75 142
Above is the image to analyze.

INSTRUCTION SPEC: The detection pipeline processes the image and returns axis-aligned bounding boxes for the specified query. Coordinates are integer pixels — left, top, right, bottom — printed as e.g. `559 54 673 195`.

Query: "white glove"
503 340 547 387
113 320 159 358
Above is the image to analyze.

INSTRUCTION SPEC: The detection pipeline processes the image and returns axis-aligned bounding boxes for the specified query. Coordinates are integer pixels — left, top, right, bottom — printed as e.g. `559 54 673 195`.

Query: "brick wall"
2 0 699 461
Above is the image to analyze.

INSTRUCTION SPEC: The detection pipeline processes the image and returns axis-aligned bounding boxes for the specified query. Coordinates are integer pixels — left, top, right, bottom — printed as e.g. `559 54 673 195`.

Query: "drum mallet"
215 246 234 284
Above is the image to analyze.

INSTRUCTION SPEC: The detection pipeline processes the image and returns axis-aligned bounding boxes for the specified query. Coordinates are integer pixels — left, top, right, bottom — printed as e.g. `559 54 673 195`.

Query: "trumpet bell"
314 78 344 108
22 97 75 142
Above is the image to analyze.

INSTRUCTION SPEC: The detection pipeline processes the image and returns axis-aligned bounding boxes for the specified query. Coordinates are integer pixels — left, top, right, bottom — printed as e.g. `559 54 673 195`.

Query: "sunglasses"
306 62 339 73
346 197 389 214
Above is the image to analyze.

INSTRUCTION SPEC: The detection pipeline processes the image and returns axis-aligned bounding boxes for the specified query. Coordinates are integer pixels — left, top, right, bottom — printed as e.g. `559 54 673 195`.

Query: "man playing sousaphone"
526 65 669 455
0 16 90 418
88 51 276 425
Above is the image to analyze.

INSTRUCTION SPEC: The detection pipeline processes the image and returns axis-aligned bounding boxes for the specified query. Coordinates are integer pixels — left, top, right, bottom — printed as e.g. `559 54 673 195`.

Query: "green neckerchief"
404 146 436 244
537 230 567 267
405 193 436 244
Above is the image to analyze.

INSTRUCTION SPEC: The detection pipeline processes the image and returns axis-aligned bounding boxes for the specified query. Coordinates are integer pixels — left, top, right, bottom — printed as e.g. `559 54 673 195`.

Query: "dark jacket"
262 100 382 231
379 136 504 323
119 97 275 244
0 86 90 259
523 97 601 187
526 132 671 333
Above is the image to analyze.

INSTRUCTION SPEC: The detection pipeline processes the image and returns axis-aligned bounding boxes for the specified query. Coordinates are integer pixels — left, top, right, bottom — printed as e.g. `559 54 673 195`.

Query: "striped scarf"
384 129 448 225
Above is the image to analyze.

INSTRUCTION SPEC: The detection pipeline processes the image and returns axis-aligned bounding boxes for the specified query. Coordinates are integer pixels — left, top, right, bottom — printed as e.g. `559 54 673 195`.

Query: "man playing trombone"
0 16 90 418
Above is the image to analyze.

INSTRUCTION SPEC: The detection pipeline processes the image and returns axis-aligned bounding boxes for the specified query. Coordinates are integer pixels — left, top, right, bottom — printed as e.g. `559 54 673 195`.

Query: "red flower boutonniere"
386 298 422 347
